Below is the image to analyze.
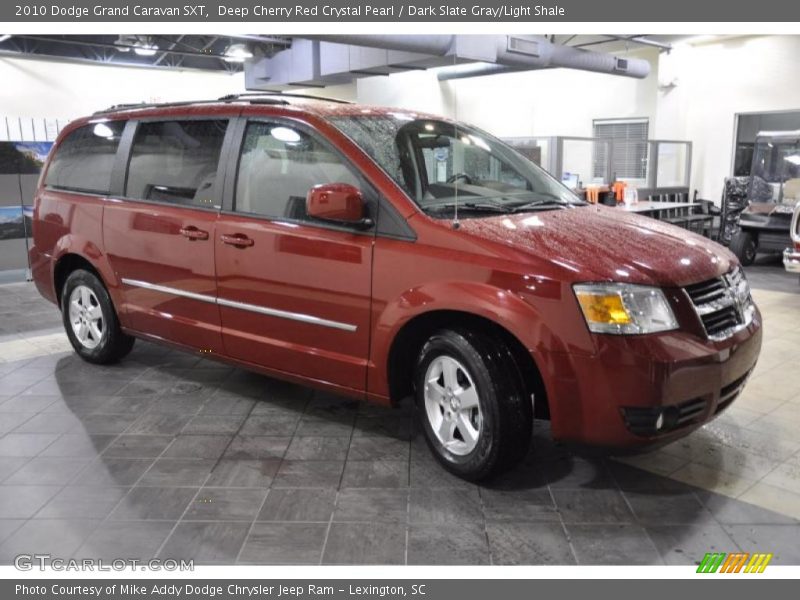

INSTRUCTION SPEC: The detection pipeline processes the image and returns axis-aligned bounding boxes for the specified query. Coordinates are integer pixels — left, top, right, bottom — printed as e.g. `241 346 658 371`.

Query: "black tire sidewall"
61 270 126 363
731 231 757 266
414 330 504 478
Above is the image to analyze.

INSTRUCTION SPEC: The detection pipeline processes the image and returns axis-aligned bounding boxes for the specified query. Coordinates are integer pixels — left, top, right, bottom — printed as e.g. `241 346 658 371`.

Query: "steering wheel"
447 173 473 185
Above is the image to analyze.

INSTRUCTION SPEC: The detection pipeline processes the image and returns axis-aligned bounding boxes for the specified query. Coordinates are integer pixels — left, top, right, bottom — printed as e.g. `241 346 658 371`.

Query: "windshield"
330 114 583 216
750 134 800 205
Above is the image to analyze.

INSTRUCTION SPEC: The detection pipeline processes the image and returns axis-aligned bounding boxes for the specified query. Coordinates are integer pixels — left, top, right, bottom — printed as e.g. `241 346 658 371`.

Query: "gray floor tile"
410 488 482 524
159 521 249 564
37 486 129 519
480 488 559 522
76 520 174 560
0 520 24 545
39 433 115 458
239 522 327 564
182 415 246 435
353 416 414 440
335 489 409 523
294 418 354 438
73 457 154 486
0 432 59 457
206 459 280 488
109 486 197 520
185 488 268 521
0 395 58 413
285 436 350 461
257 488 337 522
126 413 193 436
0 518 98 562
723 524 800 565
341 461 409 488
696 490 800 524
68 413 138 435
139 459 217 487
0 485 60 518
239 415 301 437
486 522 575 565
409 458 475 489
323 522 406 565
163 434 232 460
408 523 490 565
346 437 410 461
224 436 291 460
551 489 636 524
646 523 740 566
567 523 663 565
0 456 28 482
198 396 256 416
102 435 173 459
12 411 84 434
273 460 345 488
0 412 33 434
3 457 90 485
624 491 716 525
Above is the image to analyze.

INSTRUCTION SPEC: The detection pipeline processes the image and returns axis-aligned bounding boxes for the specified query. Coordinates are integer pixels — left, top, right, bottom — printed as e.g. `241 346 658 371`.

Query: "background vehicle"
785 201 800 278
30 96 762 480
730 130 800 264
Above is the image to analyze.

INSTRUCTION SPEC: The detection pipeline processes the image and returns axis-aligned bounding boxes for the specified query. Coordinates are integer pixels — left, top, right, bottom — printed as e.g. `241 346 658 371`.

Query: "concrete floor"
0 261 798 565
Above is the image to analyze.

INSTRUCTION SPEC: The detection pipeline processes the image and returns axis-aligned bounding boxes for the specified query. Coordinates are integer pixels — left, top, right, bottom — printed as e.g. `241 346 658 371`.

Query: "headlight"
573 283 678 335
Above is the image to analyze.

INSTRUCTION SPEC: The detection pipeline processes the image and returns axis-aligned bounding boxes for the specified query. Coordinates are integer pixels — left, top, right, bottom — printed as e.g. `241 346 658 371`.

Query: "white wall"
0 55 247 122
655 35 800 201
353 36 800 203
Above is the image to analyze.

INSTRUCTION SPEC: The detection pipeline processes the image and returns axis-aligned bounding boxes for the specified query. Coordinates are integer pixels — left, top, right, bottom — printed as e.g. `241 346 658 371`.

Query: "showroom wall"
355 35 800 203
0 55 247 124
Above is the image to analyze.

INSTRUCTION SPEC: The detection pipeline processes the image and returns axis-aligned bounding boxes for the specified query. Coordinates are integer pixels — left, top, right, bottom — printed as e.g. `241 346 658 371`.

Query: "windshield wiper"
425 202 516 214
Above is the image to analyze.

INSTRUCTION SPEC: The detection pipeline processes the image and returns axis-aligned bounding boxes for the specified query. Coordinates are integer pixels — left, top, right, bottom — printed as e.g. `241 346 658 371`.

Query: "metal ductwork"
244 35 651 89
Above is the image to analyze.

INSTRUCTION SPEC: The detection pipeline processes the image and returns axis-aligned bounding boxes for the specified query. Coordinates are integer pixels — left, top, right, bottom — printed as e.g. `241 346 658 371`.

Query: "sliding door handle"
220 234 255 248
179 226 209 241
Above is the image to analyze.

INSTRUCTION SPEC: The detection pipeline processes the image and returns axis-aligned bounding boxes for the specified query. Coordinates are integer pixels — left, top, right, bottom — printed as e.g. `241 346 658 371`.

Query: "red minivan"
30 95 762 480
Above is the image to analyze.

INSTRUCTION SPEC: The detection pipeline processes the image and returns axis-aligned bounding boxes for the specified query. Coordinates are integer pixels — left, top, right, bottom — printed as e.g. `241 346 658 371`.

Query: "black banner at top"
2 0 799 22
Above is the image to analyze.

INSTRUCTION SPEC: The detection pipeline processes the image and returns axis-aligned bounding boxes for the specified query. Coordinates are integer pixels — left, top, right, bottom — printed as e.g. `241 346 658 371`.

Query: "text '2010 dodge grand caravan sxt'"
31 95 762 480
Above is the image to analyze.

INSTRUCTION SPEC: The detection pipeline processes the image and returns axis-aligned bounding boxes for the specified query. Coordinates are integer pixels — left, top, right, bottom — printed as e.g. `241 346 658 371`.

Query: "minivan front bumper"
541 307 762 448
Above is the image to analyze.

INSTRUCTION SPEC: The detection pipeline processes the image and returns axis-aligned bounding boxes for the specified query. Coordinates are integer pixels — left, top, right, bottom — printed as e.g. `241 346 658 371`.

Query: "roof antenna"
452 58 460 230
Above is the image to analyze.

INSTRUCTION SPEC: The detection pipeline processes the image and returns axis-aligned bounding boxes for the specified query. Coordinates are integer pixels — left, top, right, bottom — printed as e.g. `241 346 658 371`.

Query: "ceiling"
0 34 714 74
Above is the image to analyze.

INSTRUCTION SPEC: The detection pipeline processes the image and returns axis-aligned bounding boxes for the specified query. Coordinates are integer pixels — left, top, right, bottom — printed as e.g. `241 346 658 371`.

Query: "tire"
414 328 532 481
730 231 757 266
61 269 135 364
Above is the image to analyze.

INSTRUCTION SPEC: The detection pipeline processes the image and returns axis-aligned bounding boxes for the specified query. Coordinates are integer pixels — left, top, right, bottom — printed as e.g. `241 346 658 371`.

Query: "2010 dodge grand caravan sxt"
31 95 762 480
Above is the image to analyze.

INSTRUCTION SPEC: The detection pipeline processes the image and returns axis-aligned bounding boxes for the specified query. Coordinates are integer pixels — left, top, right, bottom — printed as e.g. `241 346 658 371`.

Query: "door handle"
179 226 209 241
220 233 255 248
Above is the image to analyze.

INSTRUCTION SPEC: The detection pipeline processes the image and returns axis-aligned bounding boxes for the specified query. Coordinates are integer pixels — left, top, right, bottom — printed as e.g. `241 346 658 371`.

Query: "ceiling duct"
244 35 651 89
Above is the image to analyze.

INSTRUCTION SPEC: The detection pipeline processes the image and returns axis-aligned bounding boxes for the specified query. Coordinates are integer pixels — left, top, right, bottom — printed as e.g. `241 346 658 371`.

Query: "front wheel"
61 269 135 364
414 328 532 481
730 231 757 266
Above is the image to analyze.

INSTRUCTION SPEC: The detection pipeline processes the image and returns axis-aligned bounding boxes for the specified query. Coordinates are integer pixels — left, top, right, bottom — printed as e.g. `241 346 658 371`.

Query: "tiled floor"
0 261 798 566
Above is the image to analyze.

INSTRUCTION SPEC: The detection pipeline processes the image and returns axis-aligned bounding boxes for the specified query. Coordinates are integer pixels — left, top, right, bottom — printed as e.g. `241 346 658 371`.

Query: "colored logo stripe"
697 552 773 573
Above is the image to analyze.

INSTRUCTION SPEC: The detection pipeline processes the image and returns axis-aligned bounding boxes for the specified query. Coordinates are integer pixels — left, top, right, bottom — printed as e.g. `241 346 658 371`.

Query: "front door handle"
179 226 209 241
220 233 255 248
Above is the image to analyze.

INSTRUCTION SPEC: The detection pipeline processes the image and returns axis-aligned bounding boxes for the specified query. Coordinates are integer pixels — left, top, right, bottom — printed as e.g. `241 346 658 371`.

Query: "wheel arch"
386 309 550 420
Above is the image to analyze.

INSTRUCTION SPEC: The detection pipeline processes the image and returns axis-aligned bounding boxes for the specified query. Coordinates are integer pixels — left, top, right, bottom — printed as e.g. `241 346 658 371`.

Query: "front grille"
684 267 753 341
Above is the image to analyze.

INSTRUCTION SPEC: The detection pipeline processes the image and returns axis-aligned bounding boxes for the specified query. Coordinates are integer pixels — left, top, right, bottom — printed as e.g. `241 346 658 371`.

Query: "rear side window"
235 121 359 220
44 121 126 194
125 120 227 208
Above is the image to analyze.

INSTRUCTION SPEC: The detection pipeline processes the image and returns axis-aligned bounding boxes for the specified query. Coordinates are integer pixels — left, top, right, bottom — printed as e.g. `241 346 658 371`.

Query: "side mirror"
306 183 373 229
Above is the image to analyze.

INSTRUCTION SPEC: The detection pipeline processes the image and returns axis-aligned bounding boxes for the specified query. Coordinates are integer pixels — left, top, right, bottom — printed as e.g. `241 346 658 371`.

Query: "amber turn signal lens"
575 292 632 325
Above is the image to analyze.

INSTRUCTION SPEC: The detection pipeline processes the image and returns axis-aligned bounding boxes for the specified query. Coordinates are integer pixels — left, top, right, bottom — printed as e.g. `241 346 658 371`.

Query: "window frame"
43 120 128 196
109 116 236 214
223 115 383 236
592 117 650 181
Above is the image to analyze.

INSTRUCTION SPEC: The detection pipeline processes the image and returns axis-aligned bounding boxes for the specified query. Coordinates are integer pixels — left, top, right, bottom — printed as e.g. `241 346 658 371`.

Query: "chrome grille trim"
684 267 755 341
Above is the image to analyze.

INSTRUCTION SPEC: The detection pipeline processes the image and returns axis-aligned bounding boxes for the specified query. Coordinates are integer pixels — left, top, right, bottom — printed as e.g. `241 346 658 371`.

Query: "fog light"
655 412 665 431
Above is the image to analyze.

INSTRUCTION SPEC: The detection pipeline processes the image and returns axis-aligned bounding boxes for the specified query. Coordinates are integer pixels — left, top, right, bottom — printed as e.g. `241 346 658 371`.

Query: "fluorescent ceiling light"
0 35 11 43
223 43 253 63
785 155 800 166
134 44 158 57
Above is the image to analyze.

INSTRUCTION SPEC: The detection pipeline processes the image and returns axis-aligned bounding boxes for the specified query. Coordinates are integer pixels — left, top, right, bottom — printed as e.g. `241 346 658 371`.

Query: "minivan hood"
455 204 734 287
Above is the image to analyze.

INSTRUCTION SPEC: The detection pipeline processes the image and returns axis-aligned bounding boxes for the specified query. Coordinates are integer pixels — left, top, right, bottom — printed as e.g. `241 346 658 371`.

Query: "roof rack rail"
217 92 353 104
92 95 292 116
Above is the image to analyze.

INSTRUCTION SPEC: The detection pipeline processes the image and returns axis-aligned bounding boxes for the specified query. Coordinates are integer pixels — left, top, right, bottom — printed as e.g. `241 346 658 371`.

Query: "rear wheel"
414 328 532 481
730 231 757 266
61 269 134 364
